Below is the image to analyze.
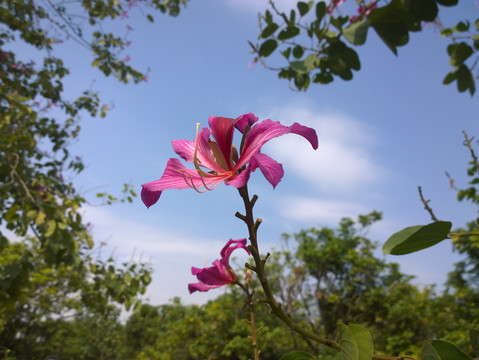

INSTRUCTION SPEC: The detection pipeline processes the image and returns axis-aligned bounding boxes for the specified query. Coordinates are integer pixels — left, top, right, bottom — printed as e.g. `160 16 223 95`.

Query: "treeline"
1 212 477 360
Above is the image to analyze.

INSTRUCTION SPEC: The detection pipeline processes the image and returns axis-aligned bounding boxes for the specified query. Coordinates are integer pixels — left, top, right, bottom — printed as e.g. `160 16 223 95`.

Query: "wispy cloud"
262 104 389 194
279 197 370 225
223 0 298 13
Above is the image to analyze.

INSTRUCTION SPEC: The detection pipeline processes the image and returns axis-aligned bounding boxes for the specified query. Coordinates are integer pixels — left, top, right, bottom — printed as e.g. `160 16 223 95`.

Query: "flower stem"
237 185 415 360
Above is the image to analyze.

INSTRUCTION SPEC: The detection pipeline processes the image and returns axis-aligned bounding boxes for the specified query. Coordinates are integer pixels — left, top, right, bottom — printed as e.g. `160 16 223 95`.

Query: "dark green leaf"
343 19 370 45
292 45 304 58
338 323 374 360
297 2 311 17
436 0 458 6
402 0 438 22
147 14 154 22
382 221 452 255
448 42 473 66
456 64 475 95
422 341 440 360
316 1 327 21
432 340 473 360
369 0 414 55
262 23 279 38
279 350 315 360
470 329 479 356
259 39 278 57
278 26 300 40
282 47 292 59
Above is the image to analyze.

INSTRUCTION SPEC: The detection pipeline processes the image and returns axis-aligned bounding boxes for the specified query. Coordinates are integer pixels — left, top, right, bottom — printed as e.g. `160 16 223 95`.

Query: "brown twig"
418 186 439 222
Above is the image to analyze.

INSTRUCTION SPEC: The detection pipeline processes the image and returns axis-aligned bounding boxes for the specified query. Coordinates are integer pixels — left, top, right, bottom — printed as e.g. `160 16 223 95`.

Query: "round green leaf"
343 19 370 45
422 341 440 360
382 221 452 255
470 328 479 356
436 0 458 6
279 351 315 360
261 23 279 38
278 26 300 40
297 2 311 17
259 39 278 57
432 340 473 360
338 323 374 360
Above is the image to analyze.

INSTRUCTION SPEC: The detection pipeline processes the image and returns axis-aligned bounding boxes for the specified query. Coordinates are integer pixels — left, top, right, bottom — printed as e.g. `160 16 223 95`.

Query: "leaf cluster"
251 0 478 94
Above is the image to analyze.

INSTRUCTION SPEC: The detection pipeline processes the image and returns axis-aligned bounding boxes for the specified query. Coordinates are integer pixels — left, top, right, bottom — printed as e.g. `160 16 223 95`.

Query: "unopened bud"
245 269 252 285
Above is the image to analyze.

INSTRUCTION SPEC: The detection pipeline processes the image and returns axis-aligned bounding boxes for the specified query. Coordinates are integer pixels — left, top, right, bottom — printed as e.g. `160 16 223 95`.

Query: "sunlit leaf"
338 323 374 360
343 19 370 45
432 340 473 360
259 39 278 57
279 350 315 360
382 221 452 255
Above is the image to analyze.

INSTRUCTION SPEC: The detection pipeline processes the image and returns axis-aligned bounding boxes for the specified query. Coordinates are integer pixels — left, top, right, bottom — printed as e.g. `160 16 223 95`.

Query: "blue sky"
26 0 478 305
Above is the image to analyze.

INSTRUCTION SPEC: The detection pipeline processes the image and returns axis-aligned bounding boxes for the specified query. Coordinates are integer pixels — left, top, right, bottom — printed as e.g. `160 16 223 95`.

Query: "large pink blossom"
188 239 251 293
141 113 318 208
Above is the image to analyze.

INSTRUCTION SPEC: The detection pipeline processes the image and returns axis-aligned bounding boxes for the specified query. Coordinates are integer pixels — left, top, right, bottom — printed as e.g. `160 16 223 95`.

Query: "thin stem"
236 277 261 360
418 186 439 222
237 184 415 360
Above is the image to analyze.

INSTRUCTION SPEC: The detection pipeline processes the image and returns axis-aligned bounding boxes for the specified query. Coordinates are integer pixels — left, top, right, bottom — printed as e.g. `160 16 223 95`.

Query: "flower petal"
208 116 236 170
235 113 258 133
219 238 250 262
237 120 319 168
141 158 226 207
172 128 224 173
249 153 284 188
188 239 250 294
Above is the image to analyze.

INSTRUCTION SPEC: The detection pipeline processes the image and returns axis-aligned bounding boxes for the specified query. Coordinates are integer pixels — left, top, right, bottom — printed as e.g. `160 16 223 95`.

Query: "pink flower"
188 239 251 293
141 113 318 208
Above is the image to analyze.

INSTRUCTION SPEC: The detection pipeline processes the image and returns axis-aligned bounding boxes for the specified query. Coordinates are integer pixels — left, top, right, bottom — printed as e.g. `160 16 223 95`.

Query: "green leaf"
282 47 292 59
343 19 370 45
44 220 57 237
35 212 46 226
402 0 438 22
279 351 315 360
147 14 154 22
292 45 304 58
432 340 473 360
338 323 374 360
448 42 473 66
368 0 413 55
455 64 475 95
436 0 458 6
259 39 278 57
290 53 318 73
422 341 440 360
382 221 452 255
316 1 327 21
261 23 279 38
297 2 311 17
278 26 300 40
470 329 479 356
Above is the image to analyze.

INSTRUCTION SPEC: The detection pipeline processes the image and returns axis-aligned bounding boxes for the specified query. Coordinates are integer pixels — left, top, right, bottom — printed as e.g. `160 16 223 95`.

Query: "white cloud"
279 196 370 224
81 206 247 305
224 0 298 13
262 104 389 194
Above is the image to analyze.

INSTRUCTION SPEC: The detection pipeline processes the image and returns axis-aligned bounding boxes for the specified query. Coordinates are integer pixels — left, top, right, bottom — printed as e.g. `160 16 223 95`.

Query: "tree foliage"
0 0 186 357
251 0 478 95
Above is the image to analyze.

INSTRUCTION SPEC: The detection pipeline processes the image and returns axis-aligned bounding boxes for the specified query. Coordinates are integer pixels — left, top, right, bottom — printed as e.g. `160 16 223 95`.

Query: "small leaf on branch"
259 39 278 57
343 19 370 45
382 221 452 255
261 23 279 38
470 329 479 356
338 323 374 360
278 26 300 40
279 350 315 360
422 341 441 360
431 340 473 360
